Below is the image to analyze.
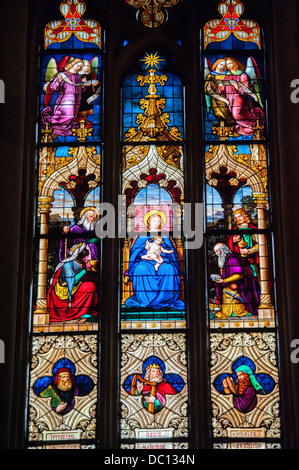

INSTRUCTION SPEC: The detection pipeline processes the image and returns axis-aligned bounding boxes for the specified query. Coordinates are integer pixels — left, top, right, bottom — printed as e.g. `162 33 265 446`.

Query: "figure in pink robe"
225 57 265 136
41 58 85 137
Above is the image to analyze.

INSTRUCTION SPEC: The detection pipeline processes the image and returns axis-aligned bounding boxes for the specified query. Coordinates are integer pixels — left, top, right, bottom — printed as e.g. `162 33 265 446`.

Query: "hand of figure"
63 225 70 234
56 402 67 413
239 248 249 255
144 394 156 404
226 376 237 394
232 234 241 242
136 381 144 394
215 277 224 283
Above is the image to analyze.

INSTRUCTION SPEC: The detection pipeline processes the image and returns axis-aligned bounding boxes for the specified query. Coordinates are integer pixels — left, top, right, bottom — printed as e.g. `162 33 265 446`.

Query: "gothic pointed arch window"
203 0 282 449
16 0 288 452
26 0 103 448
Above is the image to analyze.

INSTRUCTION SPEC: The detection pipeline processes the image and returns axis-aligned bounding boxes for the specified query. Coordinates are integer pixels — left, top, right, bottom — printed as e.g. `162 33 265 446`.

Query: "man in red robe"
130 364 179 413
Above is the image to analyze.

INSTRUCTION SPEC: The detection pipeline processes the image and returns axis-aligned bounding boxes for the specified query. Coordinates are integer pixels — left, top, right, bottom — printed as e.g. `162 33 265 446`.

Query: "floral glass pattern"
28 335 98 445
210 332 281 448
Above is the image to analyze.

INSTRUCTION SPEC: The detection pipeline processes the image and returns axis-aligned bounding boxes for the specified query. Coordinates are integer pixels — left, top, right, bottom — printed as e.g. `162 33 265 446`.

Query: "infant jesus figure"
141 236 174 272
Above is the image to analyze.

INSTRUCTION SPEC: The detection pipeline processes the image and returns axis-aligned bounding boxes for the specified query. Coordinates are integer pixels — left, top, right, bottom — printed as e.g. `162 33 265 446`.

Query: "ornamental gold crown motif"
125 53 182 143
126 0 180 28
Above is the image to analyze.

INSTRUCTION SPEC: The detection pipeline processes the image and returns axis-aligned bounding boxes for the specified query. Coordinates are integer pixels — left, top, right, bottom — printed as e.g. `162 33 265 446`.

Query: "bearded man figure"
59 207 99 272
40 368 84 416
129 364 179 413
211 242 259 319
222 365 265 414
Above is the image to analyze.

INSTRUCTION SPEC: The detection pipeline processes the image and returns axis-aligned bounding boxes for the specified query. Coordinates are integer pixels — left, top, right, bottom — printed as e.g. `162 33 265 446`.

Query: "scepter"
64 214 69 259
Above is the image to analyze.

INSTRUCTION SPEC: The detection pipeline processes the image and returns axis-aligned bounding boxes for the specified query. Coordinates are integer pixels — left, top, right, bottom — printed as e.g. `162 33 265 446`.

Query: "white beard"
144 370 164 383
82 218 96 231
217 253 227 269
217 246 231 269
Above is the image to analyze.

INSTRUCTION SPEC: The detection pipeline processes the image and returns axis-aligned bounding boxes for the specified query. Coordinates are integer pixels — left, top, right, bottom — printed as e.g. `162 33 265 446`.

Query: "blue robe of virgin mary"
125 235 185 310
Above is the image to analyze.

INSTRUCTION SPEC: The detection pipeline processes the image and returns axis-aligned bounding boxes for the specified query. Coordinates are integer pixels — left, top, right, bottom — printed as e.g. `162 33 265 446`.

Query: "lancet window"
203 0 281 449
26 0 102 449
119 51 189 449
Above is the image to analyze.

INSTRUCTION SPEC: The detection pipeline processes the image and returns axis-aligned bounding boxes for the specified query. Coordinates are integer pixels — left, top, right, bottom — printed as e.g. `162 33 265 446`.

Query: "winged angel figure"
41 56 101 137
204 56 265 137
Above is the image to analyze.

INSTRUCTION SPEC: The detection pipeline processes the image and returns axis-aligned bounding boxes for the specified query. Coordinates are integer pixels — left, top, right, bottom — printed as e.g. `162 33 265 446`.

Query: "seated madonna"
125 210 185 310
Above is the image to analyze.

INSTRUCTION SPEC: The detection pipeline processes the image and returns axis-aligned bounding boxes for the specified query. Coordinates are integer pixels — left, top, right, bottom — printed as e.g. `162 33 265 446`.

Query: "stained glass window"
120 51 189 449
26 0 102 449
203 0 281 449
21 0 285 452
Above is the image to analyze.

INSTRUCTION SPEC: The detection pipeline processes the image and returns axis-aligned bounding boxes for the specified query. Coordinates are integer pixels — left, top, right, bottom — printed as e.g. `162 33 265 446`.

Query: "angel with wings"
204 56 265 137
41 56 101 138
204 57 237 130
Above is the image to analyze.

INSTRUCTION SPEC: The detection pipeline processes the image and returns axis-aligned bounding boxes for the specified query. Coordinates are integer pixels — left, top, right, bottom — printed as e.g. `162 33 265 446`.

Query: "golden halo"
80 206 100 221
143 210 167 228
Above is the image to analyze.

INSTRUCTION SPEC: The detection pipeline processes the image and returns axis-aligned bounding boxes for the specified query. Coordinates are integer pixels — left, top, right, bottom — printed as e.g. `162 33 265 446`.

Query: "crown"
145 363 161 371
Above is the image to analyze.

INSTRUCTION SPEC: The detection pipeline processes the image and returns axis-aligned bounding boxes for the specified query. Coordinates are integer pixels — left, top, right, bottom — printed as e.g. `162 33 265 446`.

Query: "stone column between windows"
33 196 53 325
253 192 274 318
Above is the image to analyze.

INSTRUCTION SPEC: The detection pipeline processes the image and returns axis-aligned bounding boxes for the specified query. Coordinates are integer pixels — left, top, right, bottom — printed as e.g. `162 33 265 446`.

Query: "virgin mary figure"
124 210 185 310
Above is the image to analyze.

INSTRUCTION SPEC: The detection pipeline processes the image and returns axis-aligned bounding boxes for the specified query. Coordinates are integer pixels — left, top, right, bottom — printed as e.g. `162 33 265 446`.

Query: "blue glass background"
205 35 260 51
45 34 101 51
